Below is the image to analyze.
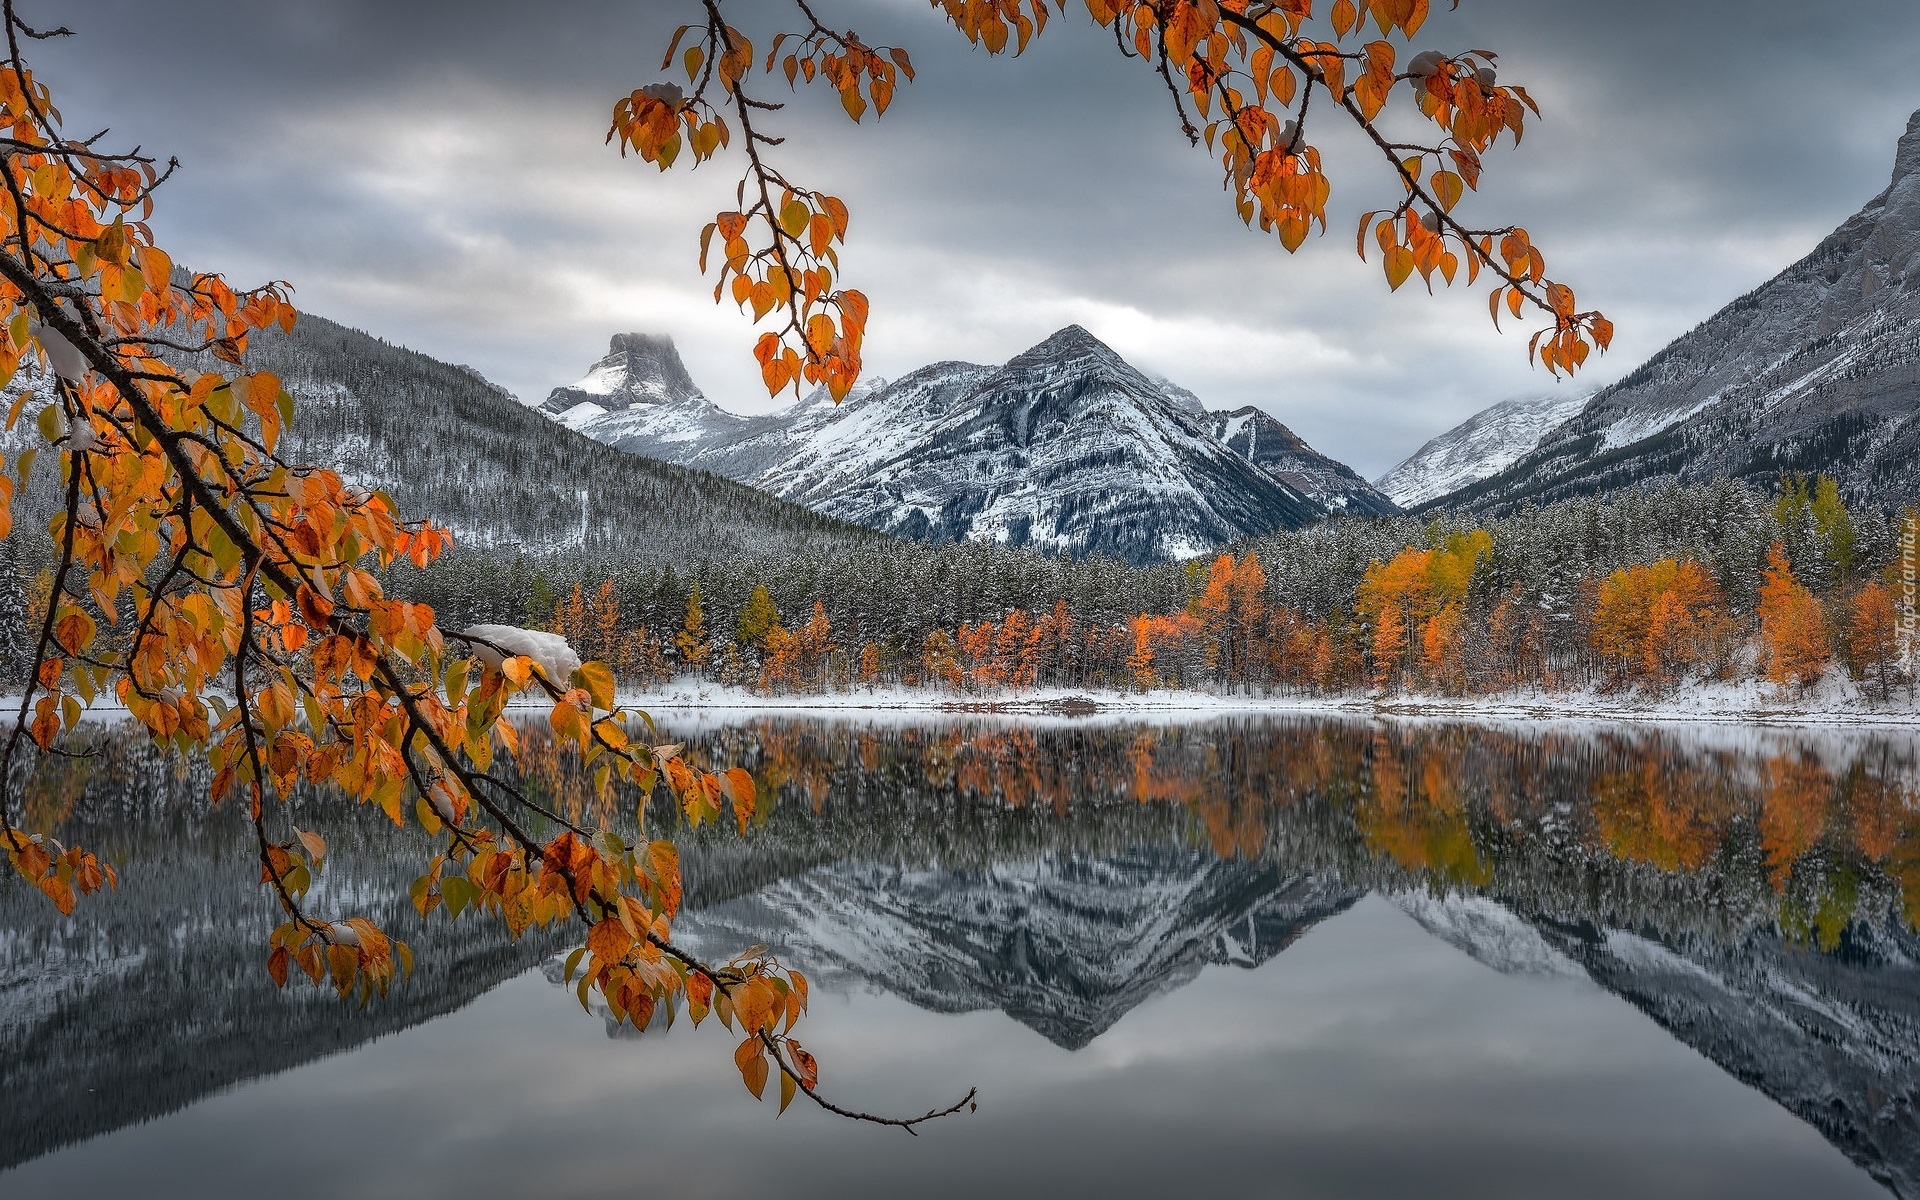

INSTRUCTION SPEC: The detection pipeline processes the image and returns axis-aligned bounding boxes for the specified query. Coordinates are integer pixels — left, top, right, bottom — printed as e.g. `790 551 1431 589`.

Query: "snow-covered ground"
600 668 1920 729
31 667 1915 730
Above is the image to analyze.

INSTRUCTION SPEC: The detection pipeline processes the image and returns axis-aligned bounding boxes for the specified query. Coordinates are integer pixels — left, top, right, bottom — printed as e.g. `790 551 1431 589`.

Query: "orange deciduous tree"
1590 558 1728 692
1758 545 1831 694
1355 531 1488 691
1848 581 1901 702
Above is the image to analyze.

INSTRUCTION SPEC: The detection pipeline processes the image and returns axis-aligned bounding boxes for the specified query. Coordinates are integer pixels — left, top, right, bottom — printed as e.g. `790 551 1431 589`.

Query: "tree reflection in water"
3 715 1918 1193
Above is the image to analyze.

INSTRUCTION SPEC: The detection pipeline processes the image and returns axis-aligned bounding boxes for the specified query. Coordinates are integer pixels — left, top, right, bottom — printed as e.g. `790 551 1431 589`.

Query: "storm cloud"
26 0 1920 475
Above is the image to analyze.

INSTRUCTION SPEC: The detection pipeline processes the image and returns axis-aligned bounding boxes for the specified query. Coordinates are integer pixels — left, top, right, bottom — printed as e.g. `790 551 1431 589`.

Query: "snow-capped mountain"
541 325 1358 563
1209 405 1400 516
673 849 1359 1049
1437 109 1920 514
537 332 752 446
1373 389 1594 509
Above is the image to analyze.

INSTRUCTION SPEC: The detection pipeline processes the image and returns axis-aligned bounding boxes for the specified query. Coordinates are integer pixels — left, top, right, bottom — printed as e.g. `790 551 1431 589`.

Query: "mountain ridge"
541 324 1398 562
1374 388 1596 508
1427 109 1920 514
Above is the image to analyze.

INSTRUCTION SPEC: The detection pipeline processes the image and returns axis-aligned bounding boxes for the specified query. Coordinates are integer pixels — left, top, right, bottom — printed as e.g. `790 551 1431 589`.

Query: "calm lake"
2 713 1917 1199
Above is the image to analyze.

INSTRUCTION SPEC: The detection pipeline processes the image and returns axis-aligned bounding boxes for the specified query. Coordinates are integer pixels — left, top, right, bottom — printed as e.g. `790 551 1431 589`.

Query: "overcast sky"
26 1 1920 476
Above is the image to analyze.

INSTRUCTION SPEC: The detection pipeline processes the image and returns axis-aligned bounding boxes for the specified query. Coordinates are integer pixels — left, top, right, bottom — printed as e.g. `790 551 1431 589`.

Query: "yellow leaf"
573 660 616 711
1384 245 1415 291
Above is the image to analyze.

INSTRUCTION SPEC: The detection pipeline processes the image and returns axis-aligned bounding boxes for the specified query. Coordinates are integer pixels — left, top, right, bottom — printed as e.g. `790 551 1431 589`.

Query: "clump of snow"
31 321 87 382
460 624 581 688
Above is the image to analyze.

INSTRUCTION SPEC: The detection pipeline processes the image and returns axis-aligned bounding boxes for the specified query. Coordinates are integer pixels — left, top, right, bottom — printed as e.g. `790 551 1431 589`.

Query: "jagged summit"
1004 323 1129 362
1433 111 1920 514
540 331 705 417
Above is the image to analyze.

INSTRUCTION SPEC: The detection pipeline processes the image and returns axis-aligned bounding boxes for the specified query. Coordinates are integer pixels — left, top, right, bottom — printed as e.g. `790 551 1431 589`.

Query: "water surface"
3 715 1916 1199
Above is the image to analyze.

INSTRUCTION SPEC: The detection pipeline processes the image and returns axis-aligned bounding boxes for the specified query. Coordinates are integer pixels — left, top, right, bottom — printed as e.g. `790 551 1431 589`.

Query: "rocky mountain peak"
542 323 1357 562
1860 107 1920 289
540 331 703 415
1006 325 1136 377
1896 108 1920 179
987 325 1178 425
1432 111 1920 514
1211 404 1401 517
1030 323 1105 354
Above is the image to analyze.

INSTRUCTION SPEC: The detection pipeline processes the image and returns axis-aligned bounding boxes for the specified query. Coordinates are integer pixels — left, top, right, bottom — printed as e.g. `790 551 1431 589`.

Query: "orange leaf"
588 917 633 968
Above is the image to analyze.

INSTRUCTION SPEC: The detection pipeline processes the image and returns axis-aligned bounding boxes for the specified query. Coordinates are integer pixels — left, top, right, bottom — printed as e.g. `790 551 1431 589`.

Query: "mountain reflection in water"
2 714 1918 1199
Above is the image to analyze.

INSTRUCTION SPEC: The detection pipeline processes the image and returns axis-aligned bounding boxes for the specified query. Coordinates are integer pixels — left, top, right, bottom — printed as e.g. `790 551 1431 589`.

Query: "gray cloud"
25 0 1920 476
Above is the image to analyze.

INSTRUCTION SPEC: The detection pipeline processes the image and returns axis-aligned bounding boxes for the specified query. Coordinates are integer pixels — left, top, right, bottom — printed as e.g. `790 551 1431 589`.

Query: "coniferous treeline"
389 476 1916 701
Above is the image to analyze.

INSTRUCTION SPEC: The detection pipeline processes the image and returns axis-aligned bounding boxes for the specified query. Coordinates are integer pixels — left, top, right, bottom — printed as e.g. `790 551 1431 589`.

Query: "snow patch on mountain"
1445 108 1920 514
1389 890 1584 979
1208 404 1400 517
670 849 1359 1049
1375 388 1594 509
544 325 1341 563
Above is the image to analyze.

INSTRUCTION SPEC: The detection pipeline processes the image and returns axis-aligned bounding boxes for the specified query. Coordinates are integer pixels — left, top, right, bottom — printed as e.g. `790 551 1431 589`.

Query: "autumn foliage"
569 502 1915 703
623 0 1611 399
0 4 973 1128
1758 544 1831 694
1591 558 1732 692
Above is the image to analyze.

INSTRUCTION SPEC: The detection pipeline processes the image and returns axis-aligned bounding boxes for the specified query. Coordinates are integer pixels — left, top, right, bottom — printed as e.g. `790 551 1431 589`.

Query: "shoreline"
588 681 1920 730
37 684 1920 731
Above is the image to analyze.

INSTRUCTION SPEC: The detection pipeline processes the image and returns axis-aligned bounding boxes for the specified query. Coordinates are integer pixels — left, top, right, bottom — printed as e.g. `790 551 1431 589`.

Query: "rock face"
1210 405 1400 516
1374 389 1594 509
542 325 1364 563
539 333 749 447
1433 110 1920 514
767 326 1325 563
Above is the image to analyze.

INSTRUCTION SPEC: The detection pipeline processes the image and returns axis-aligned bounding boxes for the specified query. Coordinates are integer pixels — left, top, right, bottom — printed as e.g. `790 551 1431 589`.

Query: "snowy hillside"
1440 108 1920 514
542 325 1361 563
1210 405 1400 516
1374 389 1593 509
142 313 904 569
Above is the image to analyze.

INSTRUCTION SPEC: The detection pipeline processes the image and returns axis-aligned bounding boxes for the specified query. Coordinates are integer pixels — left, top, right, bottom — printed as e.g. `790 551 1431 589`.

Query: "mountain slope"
550 325 1330 564
771 326 1325 563
164 312 904 566
1435 110 1920 514
1374 389 1594 508
1210 405 1400 516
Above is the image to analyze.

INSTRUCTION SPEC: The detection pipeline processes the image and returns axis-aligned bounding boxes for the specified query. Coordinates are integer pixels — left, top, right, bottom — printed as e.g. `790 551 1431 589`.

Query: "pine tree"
522 572 556 630
0 538 30 686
